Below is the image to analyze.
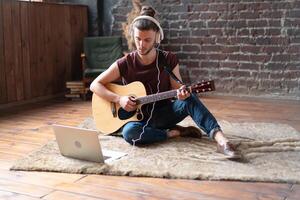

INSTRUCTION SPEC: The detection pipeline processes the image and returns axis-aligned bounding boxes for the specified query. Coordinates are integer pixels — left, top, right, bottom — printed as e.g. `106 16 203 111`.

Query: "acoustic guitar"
92 80 215 134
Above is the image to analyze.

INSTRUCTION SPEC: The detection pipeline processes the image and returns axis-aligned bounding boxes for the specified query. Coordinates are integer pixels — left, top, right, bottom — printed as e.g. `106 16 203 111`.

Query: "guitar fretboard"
134 80 214 105
136 89 178 105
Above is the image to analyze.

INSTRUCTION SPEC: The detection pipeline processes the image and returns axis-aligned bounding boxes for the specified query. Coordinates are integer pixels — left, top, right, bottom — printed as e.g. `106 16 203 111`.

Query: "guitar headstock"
190 80 215 94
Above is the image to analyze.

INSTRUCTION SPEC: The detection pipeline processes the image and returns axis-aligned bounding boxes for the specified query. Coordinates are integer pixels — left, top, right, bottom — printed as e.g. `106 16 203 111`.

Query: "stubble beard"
138 42 155 56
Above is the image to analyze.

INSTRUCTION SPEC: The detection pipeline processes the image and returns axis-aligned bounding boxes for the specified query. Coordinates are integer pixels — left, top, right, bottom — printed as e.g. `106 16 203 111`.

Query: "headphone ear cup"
156 33 161 44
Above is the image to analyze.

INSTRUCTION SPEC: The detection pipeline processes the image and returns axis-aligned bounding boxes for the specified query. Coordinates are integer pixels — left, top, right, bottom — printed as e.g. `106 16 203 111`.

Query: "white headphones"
131 15 164 43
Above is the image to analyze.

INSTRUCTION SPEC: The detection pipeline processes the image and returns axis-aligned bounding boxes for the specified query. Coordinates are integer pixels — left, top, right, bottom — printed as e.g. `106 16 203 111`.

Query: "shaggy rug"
10 117 300 183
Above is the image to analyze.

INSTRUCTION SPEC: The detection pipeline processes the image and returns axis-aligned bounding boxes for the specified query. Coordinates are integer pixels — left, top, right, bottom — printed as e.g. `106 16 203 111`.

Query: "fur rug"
10 117 300 183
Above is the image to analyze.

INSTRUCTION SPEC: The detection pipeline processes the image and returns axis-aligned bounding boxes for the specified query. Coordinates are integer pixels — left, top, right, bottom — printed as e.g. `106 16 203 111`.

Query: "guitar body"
92 81 147 134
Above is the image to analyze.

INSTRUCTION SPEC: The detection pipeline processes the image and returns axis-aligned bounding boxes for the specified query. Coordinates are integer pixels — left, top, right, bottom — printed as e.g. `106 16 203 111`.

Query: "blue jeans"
121 94 221 145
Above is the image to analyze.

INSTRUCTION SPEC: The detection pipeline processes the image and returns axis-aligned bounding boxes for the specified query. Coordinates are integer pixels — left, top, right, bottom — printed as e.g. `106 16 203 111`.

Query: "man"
90 6 239 160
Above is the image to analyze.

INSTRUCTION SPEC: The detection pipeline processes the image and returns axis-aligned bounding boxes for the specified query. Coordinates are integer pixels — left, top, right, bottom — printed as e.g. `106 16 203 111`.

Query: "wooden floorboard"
0 96 299 200
0 178 54 198
286 184 300 200
42 191 104 200
0 190 41 200
0 170 84 189
74 175 291 200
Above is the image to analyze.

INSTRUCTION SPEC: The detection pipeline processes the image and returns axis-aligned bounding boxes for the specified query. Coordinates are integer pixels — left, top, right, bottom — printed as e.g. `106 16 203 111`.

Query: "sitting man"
90 6 240 160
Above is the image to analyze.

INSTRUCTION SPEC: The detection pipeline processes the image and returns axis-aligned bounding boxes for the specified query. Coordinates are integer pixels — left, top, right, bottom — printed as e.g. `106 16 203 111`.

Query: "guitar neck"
136 89 178 105
134 80 215 105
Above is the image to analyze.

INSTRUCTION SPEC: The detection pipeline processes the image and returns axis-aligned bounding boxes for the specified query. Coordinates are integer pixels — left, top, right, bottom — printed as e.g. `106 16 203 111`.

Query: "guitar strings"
130 47 161 154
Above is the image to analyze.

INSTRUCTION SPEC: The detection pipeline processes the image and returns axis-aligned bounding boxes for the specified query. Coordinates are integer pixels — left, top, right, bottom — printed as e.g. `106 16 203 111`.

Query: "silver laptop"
52 124 126 163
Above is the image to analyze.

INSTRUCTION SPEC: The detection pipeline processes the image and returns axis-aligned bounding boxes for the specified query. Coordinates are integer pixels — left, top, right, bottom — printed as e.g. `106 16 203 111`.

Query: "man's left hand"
177 85 190 101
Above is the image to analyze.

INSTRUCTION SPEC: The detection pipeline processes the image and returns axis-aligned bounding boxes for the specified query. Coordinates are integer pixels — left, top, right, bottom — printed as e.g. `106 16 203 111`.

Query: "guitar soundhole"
118 108 136 120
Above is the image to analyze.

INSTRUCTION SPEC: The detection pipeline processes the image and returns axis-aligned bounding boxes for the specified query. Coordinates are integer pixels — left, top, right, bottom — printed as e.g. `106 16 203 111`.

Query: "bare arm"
170 64 190 100
170 64 183 89
90 62 137 111
90 61 121 103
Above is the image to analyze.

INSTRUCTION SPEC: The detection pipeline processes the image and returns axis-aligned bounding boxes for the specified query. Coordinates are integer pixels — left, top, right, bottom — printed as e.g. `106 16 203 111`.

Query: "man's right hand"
119 96 137 112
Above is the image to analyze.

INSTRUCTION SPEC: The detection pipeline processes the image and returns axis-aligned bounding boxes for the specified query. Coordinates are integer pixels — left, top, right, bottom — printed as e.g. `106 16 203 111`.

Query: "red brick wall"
111 0 300 99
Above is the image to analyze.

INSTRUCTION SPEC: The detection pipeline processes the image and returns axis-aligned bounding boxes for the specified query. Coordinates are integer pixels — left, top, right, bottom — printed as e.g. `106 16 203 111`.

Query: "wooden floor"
0 95 299 200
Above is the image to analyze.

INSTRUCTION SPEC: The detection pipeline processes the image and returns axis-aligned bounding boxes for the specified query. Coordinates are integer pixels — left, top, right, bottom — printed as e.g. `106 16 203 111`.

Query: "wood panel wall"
0 1 88 105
